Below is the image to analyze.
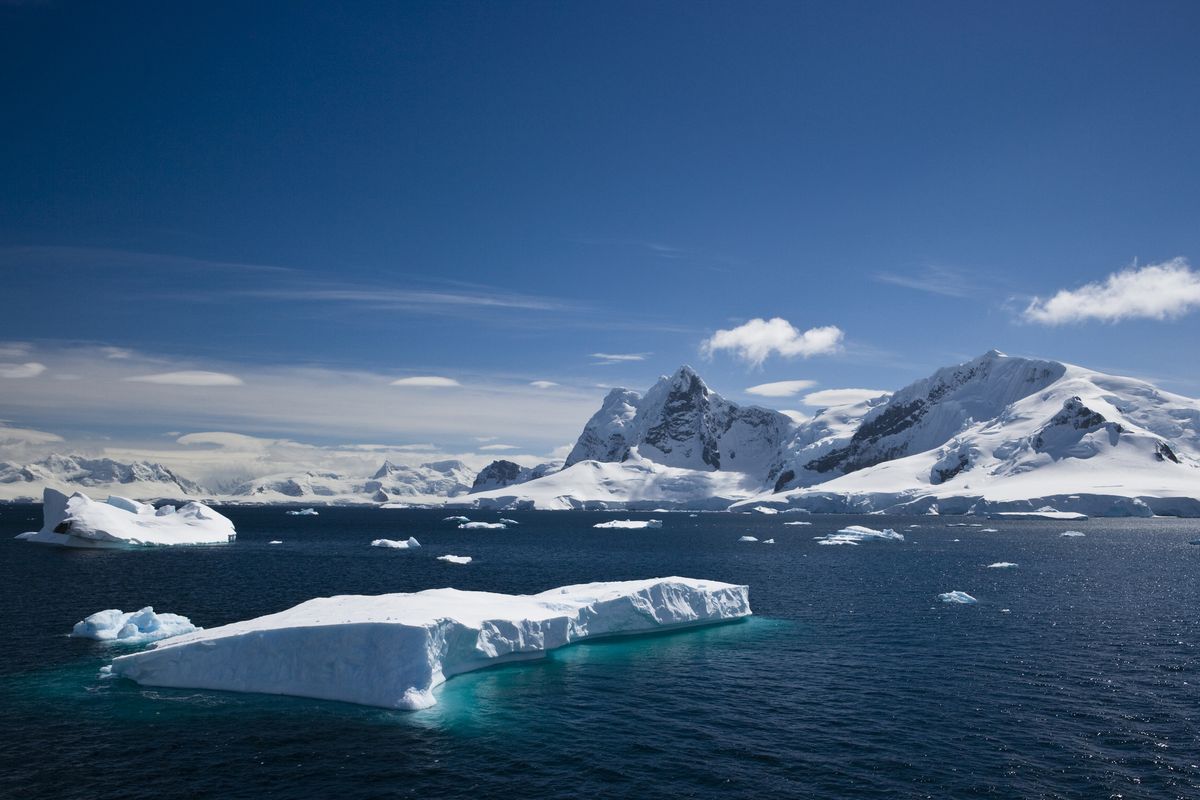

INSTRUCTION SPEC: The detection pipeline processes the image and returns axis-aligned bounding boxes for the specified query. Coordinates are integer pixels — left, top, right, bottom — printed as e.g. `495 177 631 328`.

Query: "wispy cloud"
1023 258 1200 324
0 362 47 379
591 352 650 365
479 444 519 451
874 265 984 298
389 376 462 388
744 379 818 397
237 284 569 313
802 388 888 407
702 318 843 366
0 245 293 275
529 380 559 388
126 370 244 387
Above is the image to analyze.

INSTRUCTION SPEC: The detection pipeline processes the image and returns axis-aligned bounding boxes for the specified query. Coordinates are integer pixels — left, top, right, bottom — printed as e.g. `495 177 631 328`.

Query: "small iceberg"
459 522 506 530
72 607 198 644
938 591 978 604
751 506 779 515
18 489 235 548
980 528 999 533
372 537 421 549
268 540 283 545
815 525 904 546
498 518 520 526
106 577 751 710
286 508 319 517
991 509 1088 520
738 535 758 542
593 519 663 530
438 554 472 564
1060 531 1086 537
783 521 811 526
442 516 470 523
985 562 1018 569
761 538 775 544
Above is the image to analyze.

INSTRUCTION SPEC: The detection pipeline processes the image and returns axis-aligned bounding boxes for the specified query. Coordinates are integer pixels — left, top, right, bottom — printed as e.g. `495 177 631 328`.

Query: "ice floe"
18 489 235 548
107 577 750 710
286 508 319 516
814 525 905 546
72 607 198 644
1060 531 1086 537
738 536 758 542
762 538 775 544
783 521 812 526
985 562 1018 569
938 591 978 604
372 537 421 549
442 516 470 523
458 522 506 530
592 519 663 530
437 555 472 564
498 518 520 526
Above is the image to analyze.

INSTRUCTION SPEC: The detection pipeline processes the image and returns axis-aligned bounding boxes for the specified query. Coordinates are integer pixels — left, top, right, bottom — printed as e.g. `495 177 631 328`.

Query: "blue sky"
2 1 1199 463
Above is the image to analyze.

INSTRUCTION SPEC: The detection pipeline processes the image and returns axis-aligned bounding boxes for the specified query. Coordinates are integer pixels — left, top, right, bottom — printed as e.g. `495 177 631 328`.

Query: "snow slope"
108 577 752 709
17 489 236 547
0 454 202 502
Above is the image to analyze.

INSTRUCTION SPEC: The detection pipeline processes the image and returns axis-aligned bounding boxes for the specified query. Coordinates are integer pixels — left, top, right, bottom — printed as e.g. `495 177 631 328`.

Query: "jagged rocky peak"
564 364 794 480
470 459 561 493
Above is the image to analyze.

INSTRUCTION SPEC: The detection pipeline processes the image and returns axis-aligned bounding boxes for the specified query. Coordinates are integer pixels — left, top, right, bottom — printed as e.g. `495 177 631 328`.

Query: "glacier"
107 577 752 710
71 607 198 644
17 489 235 548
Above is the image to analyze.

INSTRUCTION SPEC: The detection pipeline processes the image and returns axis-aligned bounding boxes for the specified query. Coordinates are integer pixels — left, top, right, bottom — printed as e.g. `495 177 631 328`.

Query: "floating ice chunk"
815 525 904 546
269 540 283 545
761 538 775 544
498 518 520 526
442 516 470 523
592 519 663 529
980 528 999 533
72 607 198 644
939 591 978 604
286 508 319 517
438 555 472 564
991 510 1088 520
18 489 235 548
738 536 758 542
986 562 1017 568
783 521 811 526
107 577 751 710
458 522 506 530
1060 531 1086 537
372 537 421 549
751 506 779 515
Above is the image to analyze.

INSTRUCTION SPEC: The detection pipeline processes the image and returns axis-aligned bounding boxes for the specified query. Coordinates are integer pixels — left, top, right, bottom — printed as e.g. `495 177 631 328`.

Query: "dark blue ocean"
1 506 1198 799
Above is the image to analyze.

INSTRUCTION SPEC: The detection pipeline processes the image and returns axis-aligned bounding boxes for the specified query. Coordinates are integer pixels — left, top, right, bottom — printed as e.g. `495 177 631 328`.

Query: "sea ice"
592 519 663 529
286 508 319 516
738 536 758 542
815 525 905 546
986 562 1018 568
458 522 505 530
269 540 283 545
372 537 421 549
18 489 235 548
939 591 978 604
438 555 472 564
498 518 520 525
72 607 198 644
783 521 812 526
442 516 470 523
1060 531 1086 537
107 577 751 710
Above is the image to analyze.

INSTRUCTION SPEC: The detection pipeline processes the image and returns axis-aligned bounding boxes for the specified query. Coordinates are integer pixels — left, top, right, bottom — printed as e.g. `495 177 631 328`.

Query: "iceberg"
18 489 235 548
592 519 663 530
458 522 506 530
72 607 198 644
286 508 319 516
990 510 1088 520
372 537 421 549
738 535 758 542
939 591 978 604
268 540 283 545
750 506 779 515
437 555 472 564
815 525 904 546
783 521 811 526
1060 531 1086 537
442 516 470 523
762 538 776 544
498 518 520 525
986 562 1017 568
107 577 751 710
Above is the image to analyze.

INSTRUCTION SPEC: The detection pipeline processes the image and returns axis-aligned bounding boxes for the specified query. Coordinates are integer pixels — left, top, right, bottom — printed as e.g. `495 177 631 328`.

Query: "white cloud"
530 380 559 388
0 362 47 379
1023 258 1200 324
874 265 981 298
744 379 817 397
0 342 33 359
701 318 844 366
802 388 888 407
126 370 244 387
0 422 62 446
779 410 811 425
591 352 650 365
389 376 462 388
479 444 519 451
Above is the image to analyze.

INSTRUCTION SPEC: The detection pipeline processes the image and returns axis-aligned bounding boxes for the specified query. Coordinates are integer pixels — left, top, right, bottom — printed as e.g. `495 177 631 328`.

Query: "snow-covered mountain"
0 455 203 502
465 352 1200 515
228 460 475 504
469 459 562 493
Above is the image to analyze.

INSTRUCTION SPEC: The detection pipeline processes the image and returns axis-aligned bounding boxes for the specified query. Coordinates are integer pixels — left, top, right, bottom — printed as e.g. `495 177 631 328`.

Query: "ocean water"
1 506 1198 799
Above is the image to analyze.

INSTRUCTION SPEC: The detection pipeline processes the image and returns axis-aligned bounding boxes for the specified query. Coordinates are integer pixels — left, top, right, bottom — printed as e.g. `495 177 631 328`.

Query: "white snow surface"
108 577 752 709
939 591 978 604
593 519 663 530
72 607 198 644
18 489 235 548
371 537 421 549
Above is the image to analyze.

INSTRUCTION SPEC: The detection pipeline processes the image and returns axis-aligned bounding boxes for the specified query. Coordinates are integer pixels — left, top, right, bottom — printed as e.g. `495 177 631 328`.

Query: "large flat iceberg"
108 577 751 710
17 489 235 548
593 519 663 530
